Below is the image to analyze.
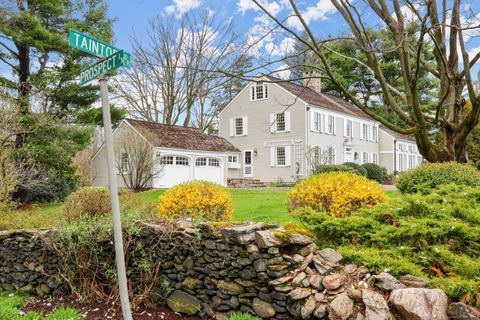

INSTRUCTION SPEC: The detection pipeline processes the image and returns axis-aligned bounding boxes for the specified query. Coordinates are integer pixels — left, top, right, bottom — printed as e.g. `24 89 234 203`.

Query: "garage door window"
176 156 189 166
209 158 220 167
196 158 207 166
160 156 174 165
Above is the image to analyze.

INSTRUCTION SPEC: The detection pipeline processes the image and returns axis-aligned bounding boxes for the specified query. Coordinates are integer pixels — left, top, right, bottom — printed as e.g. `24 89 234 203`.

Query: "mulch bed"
22 296 205 320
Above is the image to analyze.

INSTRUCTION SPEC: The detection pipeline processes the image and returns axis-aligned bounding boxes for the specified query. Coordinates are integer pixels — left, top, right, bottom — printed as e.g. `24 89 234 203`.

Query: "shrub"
362 163 387 183
63 187 112 222
397 162 480 194
157 180 232 221
343 162 368 176
295 184 480 305
313 164 359 175
227 312 261 320
286 172 388 217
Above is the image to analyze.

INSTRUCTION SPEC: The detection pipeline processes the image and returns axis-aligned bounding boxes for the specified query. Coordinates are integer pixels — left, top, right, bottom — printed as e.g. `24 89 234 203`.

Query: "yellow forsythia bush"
286 172 388 217
157 180 233 221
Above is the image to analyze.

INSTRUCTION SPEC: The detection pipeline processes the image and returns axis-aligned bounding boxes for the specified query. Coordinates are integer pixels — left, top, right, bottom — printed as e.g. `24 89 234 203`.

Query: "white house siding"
379 129 423 173
306 106 380 171
219 81 307 183
379 129 395 173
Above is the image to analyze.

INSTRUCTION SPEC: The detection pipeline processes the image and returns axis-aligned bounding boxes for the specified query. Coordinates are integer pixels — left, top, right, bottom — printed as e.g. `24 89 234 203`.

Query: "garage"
194 157 224 185
154 155 192 188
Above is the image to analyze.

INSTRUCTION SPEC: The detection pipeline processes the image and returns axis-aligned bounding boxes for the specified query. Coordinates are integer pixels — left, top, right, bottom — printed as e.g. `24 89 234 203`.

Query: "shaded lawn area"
0 188 400 230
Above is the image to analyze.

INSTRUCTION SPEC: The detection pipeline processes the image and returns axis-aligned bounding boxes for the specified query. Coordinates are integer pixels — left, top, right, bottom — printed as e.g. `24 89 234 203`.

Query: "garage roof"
126 119 240 153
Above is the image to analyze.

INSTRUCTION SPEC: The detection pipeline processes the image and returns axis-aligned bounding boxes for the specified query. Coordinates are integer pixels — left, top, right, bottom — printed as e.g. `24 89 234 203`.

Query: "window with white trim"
228 155 238 163
312 112 320 132
362 152 369 164
326 115 335 134
209 158 220 167
408 155 415 169
176 156 189 166
372 126 378 142
276 147 286 166
361 123 368 140
276 113 286 132
417 155 423 165
195 157 207 166
120 153 129 173
235 117 243 136
372 153 378 164
251 82 269 100
160 155 174 165
344 119 352 138
325 146 336 165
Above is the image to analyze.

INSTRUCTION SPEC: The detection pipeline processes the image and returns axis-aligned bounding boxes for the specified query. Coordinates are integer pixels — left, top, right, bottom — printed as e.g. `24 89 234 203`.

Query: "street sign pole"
98 74 133 320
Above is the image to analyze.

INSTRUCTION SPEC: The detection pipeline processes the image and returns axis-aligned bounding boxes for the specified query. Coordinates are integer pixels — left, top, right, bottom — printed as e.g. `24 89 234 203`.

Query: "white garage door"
194 157 225 185
154 155 191 188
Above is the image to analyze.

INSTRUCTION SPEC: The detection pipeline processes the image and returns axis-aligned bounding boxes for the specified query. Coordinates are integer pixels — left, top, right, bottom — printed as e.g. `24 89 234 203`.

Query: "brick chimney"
303 70 321 93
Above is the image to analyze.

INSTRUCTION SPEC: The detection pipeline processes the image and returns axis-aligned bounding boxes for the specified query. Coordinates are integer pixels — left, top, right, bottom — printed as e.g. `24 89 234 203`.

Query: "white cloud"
273 63 291 79
286 0 336 31
237 0 284 16
264 37 295 56
165 0 201 18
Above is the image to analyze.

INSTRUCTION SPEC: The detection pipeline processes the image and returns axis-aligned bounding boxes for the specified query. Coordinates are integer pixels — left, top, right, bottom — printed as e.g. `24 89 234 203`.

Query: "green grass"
0 292 80 320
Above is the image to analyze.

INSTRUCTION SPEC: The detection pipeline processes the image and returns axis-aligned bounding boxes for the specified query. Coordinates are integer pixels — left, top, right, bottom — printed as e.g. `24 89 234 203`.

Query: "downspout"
305 105 310 178
393 139 397 173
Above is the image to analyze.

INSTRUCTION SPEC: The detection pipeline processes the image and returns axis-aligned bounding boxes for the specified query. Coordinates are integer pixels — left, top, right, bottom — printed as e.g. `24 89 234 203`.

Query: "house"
91 119 240 188
218 75 423 183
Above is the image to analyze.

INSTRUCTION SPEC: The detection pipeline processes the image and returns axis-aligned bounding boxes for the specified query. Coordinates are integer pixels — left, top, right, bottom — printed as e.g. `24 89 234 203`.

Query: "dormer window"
251 82 269 101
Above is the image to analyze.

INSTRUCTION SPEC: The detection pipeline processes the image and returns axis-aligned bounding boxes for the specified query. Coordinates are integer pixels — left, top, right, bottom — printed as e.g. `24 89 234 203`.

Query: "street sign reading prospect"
80 50 129 85
69 29 131 61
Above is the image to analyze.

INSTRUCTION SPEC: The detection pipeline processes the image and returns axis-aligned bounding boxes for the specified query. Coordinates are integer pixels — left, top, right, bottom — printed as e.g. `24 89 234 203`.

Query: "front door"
243 150 253 177
344 147 353 163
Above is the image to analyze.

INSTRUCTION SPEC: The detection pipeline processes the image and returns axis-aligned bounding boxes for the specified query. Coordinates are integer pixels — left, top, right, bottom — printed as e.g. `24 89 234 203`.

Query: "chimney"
303 70 322 93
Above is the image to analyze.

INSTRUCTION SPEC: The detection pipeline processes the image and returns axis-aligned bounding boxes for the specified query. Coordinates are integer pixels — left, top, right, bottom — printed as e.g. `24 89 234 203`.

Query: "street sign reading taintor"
80 50 128 85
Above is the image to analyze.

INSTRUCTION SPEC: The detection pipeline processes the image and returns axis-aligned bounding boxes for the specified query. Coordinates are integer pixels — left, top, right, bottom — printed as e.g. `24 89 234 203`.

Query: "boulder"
289 233 314 245
167 290 202 315
328 294 353 320
374 272 406 291
362 289 393 320
389 288 448 320
322 274 346 290
222 222 267 244
448 302 480 320
252 298 276 318
313 248 343 274
255 230 284 248
398 275 430 288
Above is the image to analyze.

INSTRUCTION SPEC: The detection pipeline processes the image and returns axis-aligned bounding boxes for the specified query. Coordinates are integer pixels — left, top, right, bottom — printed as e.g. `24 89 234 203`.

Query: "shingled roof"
125 119 240 153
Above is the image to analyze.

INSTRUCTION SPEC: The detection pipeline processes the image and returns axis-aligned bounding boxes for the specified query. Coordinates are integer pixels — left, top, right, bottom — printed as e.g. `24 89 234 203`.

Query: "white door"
344 147 353 163
194 157 225 186
243 150 253 177
154 155 191 188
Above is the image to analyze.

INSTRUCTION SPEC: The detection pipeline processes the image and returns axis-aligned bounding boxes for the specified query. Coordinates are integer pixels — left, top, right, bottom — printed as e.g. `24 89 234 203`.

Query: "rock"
167 290 202 315
217 280 245 295
322 274 346 290
299 253 314 271
314 304 327 318
269 276 291 286
255 230 284 248
299 243 318 256
313 248 343 274
181 277 202 290
448 302 480 320
328 294 353 320
344 264 357 274
252 298 276 318
268 247 280 255
246 244 259 253
293 272 307 285
374 272 406 291
314 293 325 302
288 288 312 300
398 275 430 288
222 222 266 244
362 289 393 320
301 296 317 319
347 288 362 302
310 274 324 289
289 233 313 245
389 288 448 320
254 259 268 272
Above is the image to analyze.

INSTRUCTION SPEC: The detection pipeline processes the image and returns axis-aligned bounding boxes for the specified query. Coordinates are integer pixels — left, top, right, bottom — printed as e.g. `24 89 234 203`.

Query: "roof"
270 77 373 120
125 119 240 153
379 125 416 142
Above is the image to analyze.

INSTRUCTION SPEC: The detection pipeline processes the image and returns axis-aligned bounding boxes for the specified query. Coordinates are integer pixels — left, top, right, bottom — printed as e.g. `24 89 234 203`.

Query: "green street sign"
69 29 131 62
80 50 129 85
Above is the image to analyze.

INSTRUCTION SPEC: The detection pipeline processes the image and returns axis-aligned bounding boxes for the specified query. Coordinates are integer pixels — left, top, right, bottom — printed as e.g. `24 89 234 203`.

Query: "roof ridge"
125 118 202 131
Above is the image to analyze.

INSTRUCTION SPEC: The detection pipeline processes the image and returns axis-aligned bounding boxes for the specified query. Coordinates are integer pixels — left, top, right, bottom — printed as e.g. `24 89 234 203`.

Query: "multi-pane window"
372 126 378 142
160 155 174 165
362 152 369 164
345 119 352 137
372 153 378 164
361 123 368 140
176 156 189 166
325 146 336 165
209 158 220 167
276 113 286 132
120 153 129 173
408 155 415 169
228 155 238 163
195 157 207 166
251 82 269 100
276 147 286 166
313 112 320 132
327 115 335 134
235 117 243 136
417 155 423 165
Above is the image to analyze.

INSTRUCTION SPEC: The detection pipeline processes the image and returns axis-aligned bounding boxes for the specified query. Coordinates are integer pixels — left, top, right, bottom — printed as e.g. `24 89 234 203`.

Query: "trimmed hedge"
397 162 480 194
343 162 368 177
361 163 387 183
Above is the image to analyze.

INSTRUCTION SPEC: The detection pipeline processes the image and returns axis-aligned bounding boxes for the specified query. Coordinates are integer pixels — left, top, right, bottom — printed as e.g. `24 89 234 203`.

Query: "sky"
105 0 480 79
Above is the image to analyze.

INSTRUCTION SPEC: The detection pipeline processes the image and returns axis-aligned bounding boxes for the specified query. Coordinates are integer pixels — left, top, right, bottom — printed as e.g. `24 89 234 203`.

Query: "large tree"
253 0 480 162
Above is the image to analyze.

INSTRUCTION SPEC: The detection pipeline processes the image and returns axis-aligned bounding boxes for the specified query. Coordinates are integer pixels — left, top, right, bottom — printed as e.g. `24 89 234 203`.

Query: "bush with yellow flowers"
286 172 388 217
157 180 233 221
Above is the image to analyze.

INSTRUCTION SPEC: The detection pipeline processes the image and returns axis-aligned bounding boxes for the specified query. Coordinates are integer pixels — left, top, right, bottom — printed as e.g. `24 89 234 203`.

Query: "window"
120 153 129 173
209 158 220 167
327 115 335 134
408 155 415 169
362 152 369 164
176 156 189 166
228 155 238 163
312 146 322 166
344 119 352 138
235 117 243 136
417 155 423 165
372 153 378 164
251 82 269 100
195 157 207 166
361 123 368 140
160 155 174 165
276 113 286 132
312 112 320 132
325 146 336 165
276 147 286 166
372 126 378 142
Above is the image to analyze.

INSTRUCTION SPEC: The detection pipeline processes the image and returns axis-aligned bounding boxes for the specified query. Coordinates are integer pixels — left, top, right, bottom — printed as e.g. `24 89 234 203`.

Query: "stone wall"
1 222 479 320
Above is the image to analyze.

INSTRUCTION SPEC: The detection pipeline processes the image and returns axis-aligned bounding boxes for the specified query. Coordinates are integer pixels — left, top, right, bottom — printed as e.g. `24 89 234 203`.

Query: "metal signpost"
69 29 133 320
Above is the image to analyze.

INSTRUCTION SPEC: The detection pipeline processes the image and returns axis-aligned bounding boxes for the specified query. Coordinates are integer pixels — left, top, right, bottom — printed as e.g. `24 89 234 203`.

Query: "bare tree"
247 0 480 162
113 130 164 191
305 146 335 174
113 10 247 130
